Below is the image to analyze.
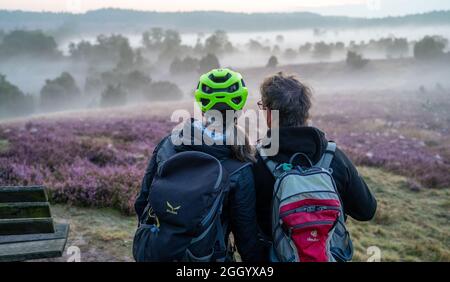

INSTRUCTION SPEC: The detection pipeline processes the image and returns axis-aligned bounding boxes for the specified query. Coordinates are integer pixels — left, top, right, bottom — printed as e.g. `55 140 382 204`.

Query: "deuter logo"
166 201 181 215
307 230 319 242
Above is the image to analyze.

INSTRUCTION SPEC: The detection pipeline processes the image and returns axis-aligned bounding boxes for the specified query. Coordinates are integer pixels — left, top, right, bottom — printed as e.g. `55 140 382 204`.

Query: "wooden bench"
0 186 69 262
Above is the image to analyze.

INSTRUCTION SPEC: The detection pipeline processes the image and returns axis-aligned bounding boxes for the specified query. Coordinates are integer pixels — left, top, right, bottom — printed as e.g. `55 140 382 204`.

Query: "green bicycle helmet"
195 68 248 112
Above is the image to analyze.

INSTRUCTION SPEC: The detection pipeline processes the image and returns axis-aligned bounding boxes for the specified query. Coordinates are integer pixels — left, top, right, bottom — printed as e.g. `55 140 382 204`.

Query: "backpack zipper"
280 206 340 218
290 220 336 231
280 190 338 204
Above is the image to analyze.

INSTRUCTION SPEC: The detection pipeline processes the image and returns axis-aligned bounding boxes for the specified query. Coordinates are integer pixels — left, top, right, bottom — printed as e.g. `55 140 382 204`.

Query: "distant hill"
0 9 450 35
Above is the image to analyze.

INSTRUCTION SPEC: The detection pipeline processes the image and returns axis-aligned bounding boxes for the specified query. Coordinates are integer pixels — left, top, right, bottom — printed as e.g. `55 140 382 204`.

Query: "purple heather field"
0 90 449 215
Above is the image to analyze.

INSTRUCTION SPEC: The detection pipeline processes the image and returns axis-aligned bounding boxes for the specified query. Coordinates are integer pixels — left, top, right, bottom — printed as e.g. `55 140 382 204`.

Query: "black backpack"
133 149 249 262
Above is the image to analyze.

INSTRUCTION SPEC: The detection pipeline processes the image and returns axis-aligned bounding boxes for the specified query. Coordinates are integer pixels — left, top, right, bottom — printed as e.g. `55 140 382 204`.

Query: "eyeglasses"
257 100 265 110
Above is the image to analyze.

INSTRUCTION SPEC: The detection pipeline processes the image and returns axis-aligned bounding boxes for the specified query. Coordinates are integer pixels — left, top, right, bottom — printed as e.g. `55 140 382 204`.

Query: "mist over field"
0 9 449 262
1 12 450 116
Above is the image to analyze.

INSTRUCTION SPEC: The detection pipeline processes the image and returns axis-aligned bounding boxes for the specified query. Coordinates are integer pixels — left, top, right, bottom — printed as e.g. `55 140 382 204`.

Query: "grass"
41 167 450 262
348 167 450 262
0 139 9 153
41 206 136 262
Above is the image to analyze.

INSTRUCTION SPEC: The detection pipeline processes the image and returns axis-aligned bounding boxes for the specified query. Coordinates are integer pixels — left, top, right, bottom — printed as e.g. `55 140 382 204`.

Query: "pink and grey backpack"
260 142 353 262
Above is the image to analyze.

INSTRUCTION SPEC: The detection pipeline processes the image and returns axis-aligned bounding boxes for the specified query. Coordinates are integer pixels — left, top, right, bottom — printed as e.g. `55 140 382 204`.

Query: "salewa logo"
166 201 181 215
307 230 319 242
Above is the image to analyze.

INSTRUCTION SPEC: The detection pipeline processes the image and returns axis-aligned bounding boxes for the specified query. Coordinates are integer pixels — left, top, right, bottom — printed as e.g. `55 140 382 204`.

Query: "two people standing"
133 69 376 262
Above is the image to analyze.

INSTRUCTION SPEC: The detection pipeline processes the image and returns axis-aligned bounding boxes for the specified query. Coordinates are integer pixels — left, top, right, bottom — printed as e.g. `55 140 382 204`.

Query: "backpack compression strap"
316 142 337 169
221 159 252 175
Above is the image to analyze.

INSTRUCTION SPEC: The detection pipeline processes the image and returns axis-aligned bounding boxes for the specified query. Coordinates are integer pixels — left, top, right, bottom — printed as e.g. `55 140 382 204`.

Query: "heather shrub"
0 92 449 216
0 117 174 214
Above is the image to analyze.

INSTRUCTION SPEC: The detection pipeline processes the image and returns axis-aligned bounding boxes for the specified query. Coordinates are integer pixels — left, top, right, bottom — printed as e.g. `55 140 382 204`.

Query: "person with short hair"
253 72 377 260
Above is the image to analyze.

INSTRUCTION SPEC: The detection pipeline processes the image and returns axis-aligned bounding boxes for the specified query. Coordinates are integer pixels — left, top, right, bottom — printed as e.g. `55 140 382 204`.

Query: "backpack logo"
166 201 181 215
307 229 320 242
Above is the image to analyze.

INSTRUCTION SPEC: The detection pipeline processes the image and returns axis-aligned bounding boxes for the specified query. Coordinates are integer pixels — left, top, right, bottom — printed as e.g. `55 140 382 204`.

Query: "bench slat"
0 238 68 262
0 186 48 203
0 202 51 219
0 223 68 245
0 218 55 235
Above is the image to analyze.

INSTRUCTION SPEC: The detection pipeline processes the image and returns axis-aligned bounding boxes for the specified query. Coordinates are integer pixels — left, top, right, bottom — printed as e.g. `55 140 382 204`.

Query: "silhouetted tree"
346 51 369 69
246 39 270 53
142 27 164 50
0 74 34 118
283 48 297 59
204 30 233 55
313 42 332 58
386 38 409 58
146 81 183 101
276 34 284 44
40 72 81 111
266 55 278 68
199 53 220 73
414 36 447 61
299 43 312 53
158 29 182 62
101 84 127 107
116 41 135 70
123 70 152 99
69 34 132 65
0 30 60 58
170 56 200 75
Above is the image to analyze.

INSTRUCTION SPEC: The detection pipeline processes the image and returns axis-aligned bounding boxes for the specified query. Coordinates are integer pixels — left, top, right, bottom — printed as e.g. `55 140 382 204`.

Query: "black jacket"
253 127 377 239
134 120 265 262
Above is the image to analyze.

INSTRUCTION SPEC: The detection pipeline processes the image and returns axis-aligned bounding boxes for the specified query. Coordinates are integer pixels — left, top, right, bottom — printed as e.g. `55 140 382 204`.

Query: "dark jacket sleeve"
134 145 160 221
229 166 266 262
332 148 377 221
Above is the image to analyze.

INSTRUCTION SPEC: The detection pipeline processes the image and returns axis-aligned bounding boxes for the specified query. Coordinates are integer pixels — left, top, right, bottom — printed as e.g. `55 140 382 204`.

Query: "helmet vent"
201 84 214 94
200 98 210 106
228 82 239 93
232 97 242 105
209 73 231 83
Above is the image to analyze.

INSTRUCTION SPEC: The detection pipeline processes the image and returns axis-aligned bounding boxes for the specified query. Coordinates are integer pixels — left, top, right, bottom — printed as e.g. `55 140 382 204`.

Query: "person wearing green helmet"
133 68 265 262
195 68 248 112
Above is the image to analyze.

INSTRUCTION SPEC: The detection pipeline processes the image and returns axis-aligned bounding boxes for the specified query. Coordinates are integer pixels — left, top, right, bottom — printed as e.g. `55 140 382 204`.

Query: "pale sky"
0 0 364 13
0 0 449 17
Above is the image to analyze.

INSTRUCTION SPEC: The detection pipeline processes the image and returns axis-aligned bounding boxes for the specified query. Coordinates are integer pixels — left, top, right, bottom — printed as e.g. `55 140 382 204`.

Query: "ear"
266 109 272 128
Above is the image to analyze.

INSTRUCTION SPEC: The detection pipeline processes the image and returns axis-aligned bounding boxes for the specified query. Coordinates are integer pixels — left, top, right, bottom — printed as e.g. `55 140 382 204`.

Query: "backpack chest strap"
258 142 337 175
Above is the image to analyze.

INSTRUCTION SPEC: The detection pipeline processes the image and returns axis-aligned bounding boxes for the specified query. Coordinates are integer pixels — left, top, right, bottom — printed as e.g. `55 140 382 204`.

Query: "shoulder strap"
221 159 251 175
156 137 177 164
257 145 278 175
316 141 336 169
